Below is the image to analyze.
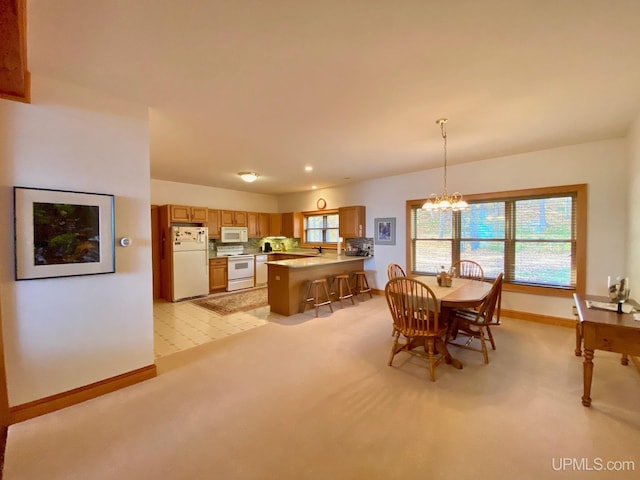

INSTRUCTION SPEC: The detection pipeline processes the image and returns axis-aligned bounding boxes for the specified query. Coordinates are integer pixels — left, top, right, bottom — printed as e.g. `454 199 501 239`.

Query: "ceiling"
26 0 640 195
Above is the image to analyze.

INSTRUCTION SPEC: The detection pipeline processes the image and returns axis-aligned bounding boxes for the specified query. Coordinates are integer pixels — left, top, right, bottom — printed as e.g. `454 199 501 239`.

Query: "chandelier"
422 118 468 211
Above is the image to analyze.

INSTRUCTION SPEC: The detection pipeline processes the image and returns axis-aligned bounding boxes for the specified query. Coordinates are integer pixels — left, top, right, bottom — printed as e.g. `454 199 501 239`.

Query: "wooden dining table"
413 275 493 320
409 276 493 368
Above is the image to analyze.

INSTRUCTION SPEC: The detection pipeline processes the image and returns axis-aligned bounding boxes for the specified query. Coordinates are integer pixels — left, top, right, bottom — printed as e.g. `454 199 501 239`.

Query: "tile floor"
153 287 284 358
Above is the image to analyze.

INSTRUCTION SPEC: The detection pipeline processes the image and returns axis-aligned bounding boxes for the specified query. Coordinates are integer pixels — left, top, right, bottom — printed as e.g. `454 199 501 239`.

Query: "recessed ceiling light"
238 172 258 183
311 185 317 190
305 166 313 172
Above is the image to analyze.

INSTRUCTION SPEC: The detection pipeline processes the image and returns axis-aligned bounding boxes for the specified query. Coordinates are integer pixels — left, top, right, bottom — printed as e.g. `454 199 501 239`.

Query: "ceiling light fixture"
422 118 468 212
238 172 258 183
305 166 313 172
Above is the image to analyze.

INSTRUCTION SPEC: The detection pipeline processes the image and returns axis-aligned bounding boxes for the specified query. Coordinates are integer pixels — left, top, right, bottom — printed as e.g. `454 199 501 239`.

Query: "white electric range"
216 245 255 291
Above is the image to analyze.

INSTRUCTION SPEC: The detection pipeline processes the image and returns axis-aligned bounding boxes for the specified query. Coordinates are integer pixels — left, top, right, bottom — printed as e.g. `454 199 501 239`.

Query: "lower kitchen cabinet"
209 258 227 292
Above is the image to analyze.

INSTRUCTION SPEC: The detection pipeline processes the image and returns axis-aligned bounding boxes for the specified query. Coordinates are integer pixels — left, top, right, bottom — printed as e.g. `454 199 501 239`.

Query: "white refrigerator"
171 226 209 301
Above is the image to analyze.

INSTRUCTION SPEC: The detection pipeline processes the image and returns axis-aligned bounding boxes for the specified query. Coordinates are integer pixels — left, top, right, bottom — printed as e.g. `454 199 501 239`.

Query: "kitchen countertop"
209 249 317 259
266 252 368 268
209 250 316 260
209 249 372 261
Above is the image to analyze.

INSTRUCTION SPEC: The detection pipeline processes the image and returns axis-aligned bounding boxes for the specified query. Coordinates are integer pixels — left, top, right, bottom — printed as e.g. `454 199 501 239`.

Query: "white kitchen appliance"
221 226 248 243
216 244 255 291
255 254 268 286
171 226 209 301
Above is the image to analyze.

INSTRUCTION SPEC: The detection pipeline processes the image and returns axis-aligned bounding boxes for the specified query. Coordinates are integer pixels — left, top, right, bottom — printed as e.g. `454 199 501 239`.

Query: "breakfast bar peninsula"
267 253 366 316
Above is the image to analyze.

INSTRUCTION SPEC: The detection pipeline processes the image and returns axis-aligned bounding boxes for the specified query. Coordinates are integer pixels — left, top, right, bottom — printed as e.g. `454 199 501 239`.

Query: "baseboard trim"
501 309 574 328
7 364 157 425
374 288 574 328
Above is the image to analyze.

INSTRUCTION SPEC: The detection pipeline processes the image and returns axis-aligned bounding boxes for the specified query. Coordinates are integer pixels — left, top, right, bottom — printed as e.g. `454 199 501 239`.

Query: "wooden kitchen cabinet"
207 209 221 238
248 212 271 238
339 206 366 238
270 213 283 236
221 210 248 227
209 258 227 292
281 212 302 238
170 204 207 223
258 213 270 237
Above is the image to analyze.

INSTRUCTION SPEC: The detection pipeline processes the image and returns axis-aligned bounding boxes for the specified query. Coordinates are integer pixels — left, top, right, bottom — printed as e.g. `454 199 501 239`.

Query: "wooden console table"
573 293 640 407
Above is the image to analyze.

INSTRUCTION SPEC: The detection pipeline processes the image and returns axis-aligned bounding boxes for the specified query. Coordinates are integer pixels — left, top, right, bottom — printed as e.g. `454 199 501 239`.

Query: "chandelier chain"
422 117 468 212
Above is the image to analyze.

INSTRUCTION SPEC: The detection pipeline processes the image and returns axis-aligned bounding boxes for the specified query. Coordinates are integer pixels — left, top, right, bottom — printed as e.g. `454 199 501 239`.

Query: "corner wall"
629 113 640 279
0 75 154 406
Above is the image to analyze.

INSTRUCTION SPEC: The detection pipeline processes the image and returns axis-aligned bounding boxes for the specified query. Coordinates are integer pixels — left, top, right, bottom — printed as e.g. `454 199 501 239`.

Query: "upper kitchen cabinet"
270 213 282 237
166 204 207 224
281 212 303 238
207 209 221 238
339 206 366 238
248 212 271 238
259 213 271 238
221 210 248 227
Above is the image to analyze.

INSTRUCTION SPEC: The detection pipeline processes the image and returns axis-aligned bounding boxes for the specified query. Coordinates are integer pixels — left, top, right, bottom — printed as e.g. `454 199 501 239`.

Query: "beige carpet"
192 286 268 315
4 296 640 479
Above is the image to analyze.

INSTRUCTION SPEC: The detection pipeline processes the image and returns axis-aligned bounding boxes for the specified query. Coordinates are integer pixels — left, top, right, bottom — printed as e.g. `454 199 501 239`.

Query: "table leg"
575 322 582 356
436 337 463 370
582 348 594 407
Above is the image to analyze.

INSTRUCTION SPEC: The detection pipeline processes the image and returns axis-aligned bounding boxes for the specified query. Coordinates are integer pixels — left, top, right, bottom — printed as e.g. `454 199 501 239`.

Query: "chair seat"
453 308 501 326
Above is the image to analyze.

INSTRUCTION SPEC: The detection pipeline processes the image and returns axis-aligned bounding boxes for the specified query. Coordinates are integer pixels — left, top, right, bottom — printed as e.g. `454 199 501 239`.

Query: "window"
408 184 586 296
303 210 339 246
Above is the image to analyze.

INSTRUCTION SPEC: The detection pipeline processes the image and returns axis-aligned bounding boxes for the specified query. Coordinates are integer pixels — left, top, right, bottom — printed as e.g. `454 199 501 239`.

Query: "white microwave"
221 226 248 243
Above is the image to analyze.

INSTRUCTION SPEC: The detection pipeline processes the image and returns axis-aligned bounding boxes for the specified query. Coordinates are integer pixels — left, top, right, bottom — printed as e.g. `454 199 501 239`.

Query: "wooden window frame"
301 209 340 249
406 184 587 297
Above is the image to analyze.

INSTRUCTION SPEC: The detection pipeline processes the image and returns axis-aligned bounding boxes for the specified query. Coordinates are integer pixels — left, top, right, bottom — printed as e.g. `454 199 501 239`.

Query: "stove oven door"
227 255 255 291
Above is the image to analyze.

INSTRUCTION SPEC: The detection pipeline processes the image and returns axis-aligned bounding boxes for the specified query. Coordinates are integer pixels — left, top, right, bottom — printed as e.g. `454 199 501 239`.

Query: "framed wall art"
374 217 396 245
14 186 115 280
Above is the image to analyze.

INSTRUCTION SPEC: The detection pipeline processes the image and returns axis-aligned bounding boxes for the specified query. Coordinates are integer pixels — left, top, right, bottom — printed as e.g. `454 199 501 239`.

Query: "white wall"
0 76 154 406
279 138 629 319
151 179 279 212
628 113 640 280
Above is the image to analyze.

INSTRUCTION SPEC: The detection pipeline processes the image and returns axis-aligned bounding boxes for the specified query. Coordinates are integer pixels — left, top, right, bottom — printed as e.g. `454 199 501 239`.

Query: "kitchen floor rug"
192 286 268 315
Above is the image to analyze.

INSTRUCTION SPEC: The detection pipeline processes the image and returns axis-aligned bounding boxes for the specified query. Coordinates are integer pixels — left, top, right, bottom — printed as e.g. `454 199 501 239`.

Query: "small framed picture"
374 217 396 245
14 186 115 280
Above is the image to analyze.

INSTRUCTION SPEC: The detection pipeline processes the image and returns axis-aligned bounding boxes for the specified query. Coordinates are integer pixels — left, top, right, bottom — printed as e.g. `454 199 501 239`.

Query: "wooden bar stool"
304 278 333 317
352 271 372 299
331 274 355 307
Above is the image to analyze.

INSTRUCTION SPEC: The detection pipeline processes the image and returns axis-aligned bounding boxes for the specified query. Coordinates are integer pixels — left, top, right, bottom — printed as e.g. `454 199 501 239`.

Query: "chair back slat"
387 263 406 280
385 277 439 335
450 260 484 281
